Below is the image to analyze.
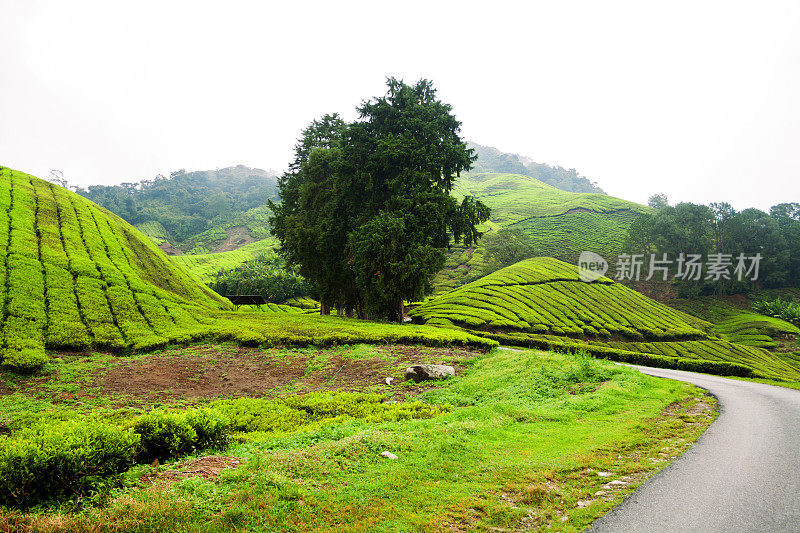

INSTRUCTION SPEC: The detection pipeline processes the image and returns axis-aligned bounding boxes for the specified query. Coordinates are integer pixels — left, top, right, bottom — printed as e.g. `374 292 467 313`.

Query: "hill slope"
76 165 278 252
412 258 800 380
435 174 650 292
467 142 604 193
0 167 230 370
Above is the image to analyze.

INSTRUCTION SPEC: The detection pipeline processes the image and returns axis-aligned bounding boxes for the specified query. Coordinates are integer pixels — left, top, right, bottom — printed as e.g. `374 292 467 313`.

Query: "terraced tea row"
171 239 276 283
0 168 230 370
412 257 708 339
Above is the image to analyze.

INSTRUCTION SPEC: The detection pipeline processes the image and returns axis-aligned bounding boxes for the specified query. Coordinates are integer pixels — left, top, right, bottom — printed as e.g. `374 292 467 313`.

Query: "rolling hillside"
0 167 231 370
171 238 276 283
434 173 650 292
412 258 800 380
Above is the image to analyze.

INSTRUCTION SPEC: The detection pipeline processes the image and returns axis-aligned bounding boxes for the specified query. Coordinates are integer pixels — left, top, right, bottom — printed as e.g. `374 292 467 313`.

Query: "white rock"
405 364 455 382
608 480 628 486
385 377 394 386
597 471 613 477
577 500 592 508
380 451 398 460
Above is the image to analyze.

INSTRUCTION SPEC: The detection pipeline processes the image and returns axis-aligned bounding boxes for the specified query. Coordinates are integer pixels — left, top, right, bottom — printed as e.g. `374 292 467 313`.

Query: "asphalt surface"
589 366 800 532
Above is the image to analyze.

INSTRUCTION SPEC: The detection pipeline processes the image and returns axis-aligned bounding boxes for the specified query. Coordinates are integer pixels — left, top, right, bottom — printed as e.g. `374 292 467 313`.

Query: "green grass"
0 348 714 531
170 239 277 283
412 258 800 380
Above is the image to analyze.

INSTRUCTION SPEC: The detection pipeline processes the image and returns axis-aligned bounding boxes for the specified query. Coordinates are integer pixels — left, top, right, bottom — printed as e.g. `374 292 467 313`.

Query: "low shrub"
0 420 140 508
131 408 228 462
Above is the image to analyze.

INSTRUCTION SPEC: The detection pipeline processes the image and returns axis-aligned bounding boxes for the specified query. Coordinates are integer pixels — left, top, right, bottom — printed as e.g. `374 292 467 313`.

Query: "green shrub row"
0 392 450 508
412 257 709 341
478 332 757 378
0 408 226 508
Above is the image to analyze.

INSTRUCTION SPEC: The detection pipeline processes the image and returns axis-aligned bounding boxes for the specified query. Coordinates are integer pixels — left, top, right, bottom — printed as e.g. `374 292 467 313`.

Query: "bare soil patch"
141 455 243 484
99 347 307 402
13 344 483 407
213 226 256 252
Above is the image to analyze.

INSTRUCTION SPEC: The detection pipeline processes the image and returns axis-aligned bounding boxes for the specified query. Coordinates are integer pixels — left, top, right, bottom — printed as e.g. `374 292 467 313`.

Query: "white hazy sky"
2 0 799 211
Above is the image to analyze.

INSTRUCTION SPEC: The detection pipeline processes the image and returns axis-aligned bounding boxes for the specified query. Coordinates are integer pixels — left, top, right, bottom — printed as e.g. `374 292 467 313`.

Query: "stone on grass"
381 451 398 460
405 364 455 382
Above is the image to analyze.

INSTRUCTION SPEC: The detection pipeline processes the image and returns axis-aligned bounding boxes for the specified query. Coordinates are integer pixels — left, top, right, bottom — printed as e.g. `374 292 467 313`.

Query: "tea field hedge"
411 257 709 339
0 167 495 372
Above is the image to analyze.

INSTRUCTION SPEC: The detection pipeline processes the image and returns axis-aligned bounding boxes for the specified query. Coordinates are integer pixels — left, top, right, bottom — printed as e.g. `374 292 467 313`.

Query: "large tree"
270 78 490 321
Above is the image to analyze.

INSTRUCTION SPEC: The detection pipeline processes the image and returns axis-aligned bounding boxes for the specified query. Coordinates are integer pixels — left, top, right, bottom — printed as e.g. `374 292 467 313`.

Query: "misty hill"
0 166 230 371
76 165 278 252
468 142 604 194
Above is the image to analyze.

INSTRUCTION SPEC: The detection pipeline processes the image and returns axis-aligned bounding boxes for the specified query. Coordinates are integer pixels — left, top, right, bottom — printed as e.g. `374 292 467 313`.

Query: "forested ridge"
75 166 278 246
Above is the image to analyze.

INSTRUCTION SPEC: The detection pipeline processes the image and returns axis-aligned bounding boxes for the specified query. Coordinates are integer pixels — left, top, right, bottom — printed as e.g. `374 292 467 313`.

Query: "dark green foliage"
482 228 537 273
270 79 490 321
624 201 800 294
0 420 140 508
209 253 313 303
752 298 800 326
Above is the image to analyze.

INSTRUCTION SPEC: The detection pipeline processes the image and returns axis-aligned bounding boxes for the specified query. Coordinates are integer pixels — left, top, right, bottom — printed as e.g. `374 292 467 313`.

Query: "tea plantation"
0 168 494 373
171 238 276 283
410 257 800 380
453 172 650 264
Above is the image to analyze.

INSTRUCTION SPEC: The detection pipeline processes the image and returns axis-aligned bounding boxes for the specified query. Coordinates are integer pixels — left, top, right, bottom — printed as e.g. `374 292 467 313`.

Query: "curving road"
589 366 800 533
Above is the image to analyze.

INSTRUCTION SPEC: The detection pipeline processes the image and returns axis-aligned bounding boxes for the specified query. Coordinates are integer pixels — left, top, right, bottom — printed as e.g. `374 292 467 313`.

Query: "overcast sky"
2 0 798 210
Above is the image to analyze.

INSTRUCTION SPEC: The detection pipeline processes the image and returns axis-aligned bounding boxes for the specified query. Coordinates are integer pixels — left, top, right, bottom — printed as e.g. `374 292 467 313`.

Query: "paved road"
589 366 800 533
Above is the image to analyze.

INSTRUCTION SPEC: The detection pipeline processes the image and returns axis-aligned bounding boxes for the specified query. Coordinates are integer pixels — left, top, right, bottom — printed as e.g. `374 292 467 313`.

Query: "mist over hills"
467 142 604 194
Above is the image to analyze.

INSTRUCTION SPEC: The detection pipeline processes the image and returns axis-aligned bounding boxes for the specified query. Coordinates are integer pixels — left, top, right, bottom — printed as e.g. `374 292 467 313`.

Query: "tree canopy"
624 201 800 295
269 78 490 321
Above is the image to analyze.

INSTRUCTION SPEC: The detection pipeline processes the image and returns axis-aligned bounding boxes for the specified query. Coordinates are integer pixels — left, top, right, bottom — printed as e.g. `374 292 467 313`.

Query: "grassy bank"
1 347 714 532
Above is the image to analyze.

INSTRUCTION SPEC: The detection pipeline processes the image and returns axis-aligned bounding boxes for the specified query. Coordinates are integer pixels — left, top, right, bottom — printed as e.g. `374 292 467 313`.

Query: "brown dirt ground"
141 455 244 484
14 344 483 407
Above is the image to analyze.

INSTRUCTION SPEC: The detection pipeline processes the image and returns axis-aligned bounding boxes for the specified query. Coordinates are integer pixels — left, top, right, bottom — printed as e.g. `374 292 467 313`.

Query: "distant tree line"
624 196 800 296
76 166 278 243
468 142 605 194
270 78 491 321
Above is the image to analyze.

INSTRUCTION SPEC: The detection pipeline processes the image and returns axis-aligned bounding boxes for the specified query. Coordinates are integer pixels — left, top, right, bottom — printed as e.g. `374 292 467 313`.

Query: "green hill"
435 173 650 292
412 258 800 380
76 166 278 252
0 167 231 370
171 239 276 283
467 142 604 193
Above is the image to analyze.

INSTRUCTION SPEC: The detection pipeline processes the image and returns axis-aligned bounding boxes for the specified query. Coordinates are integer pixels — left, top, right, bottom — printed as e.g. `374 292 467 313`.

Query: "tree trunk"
320 303 330 316
397 300 404 323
